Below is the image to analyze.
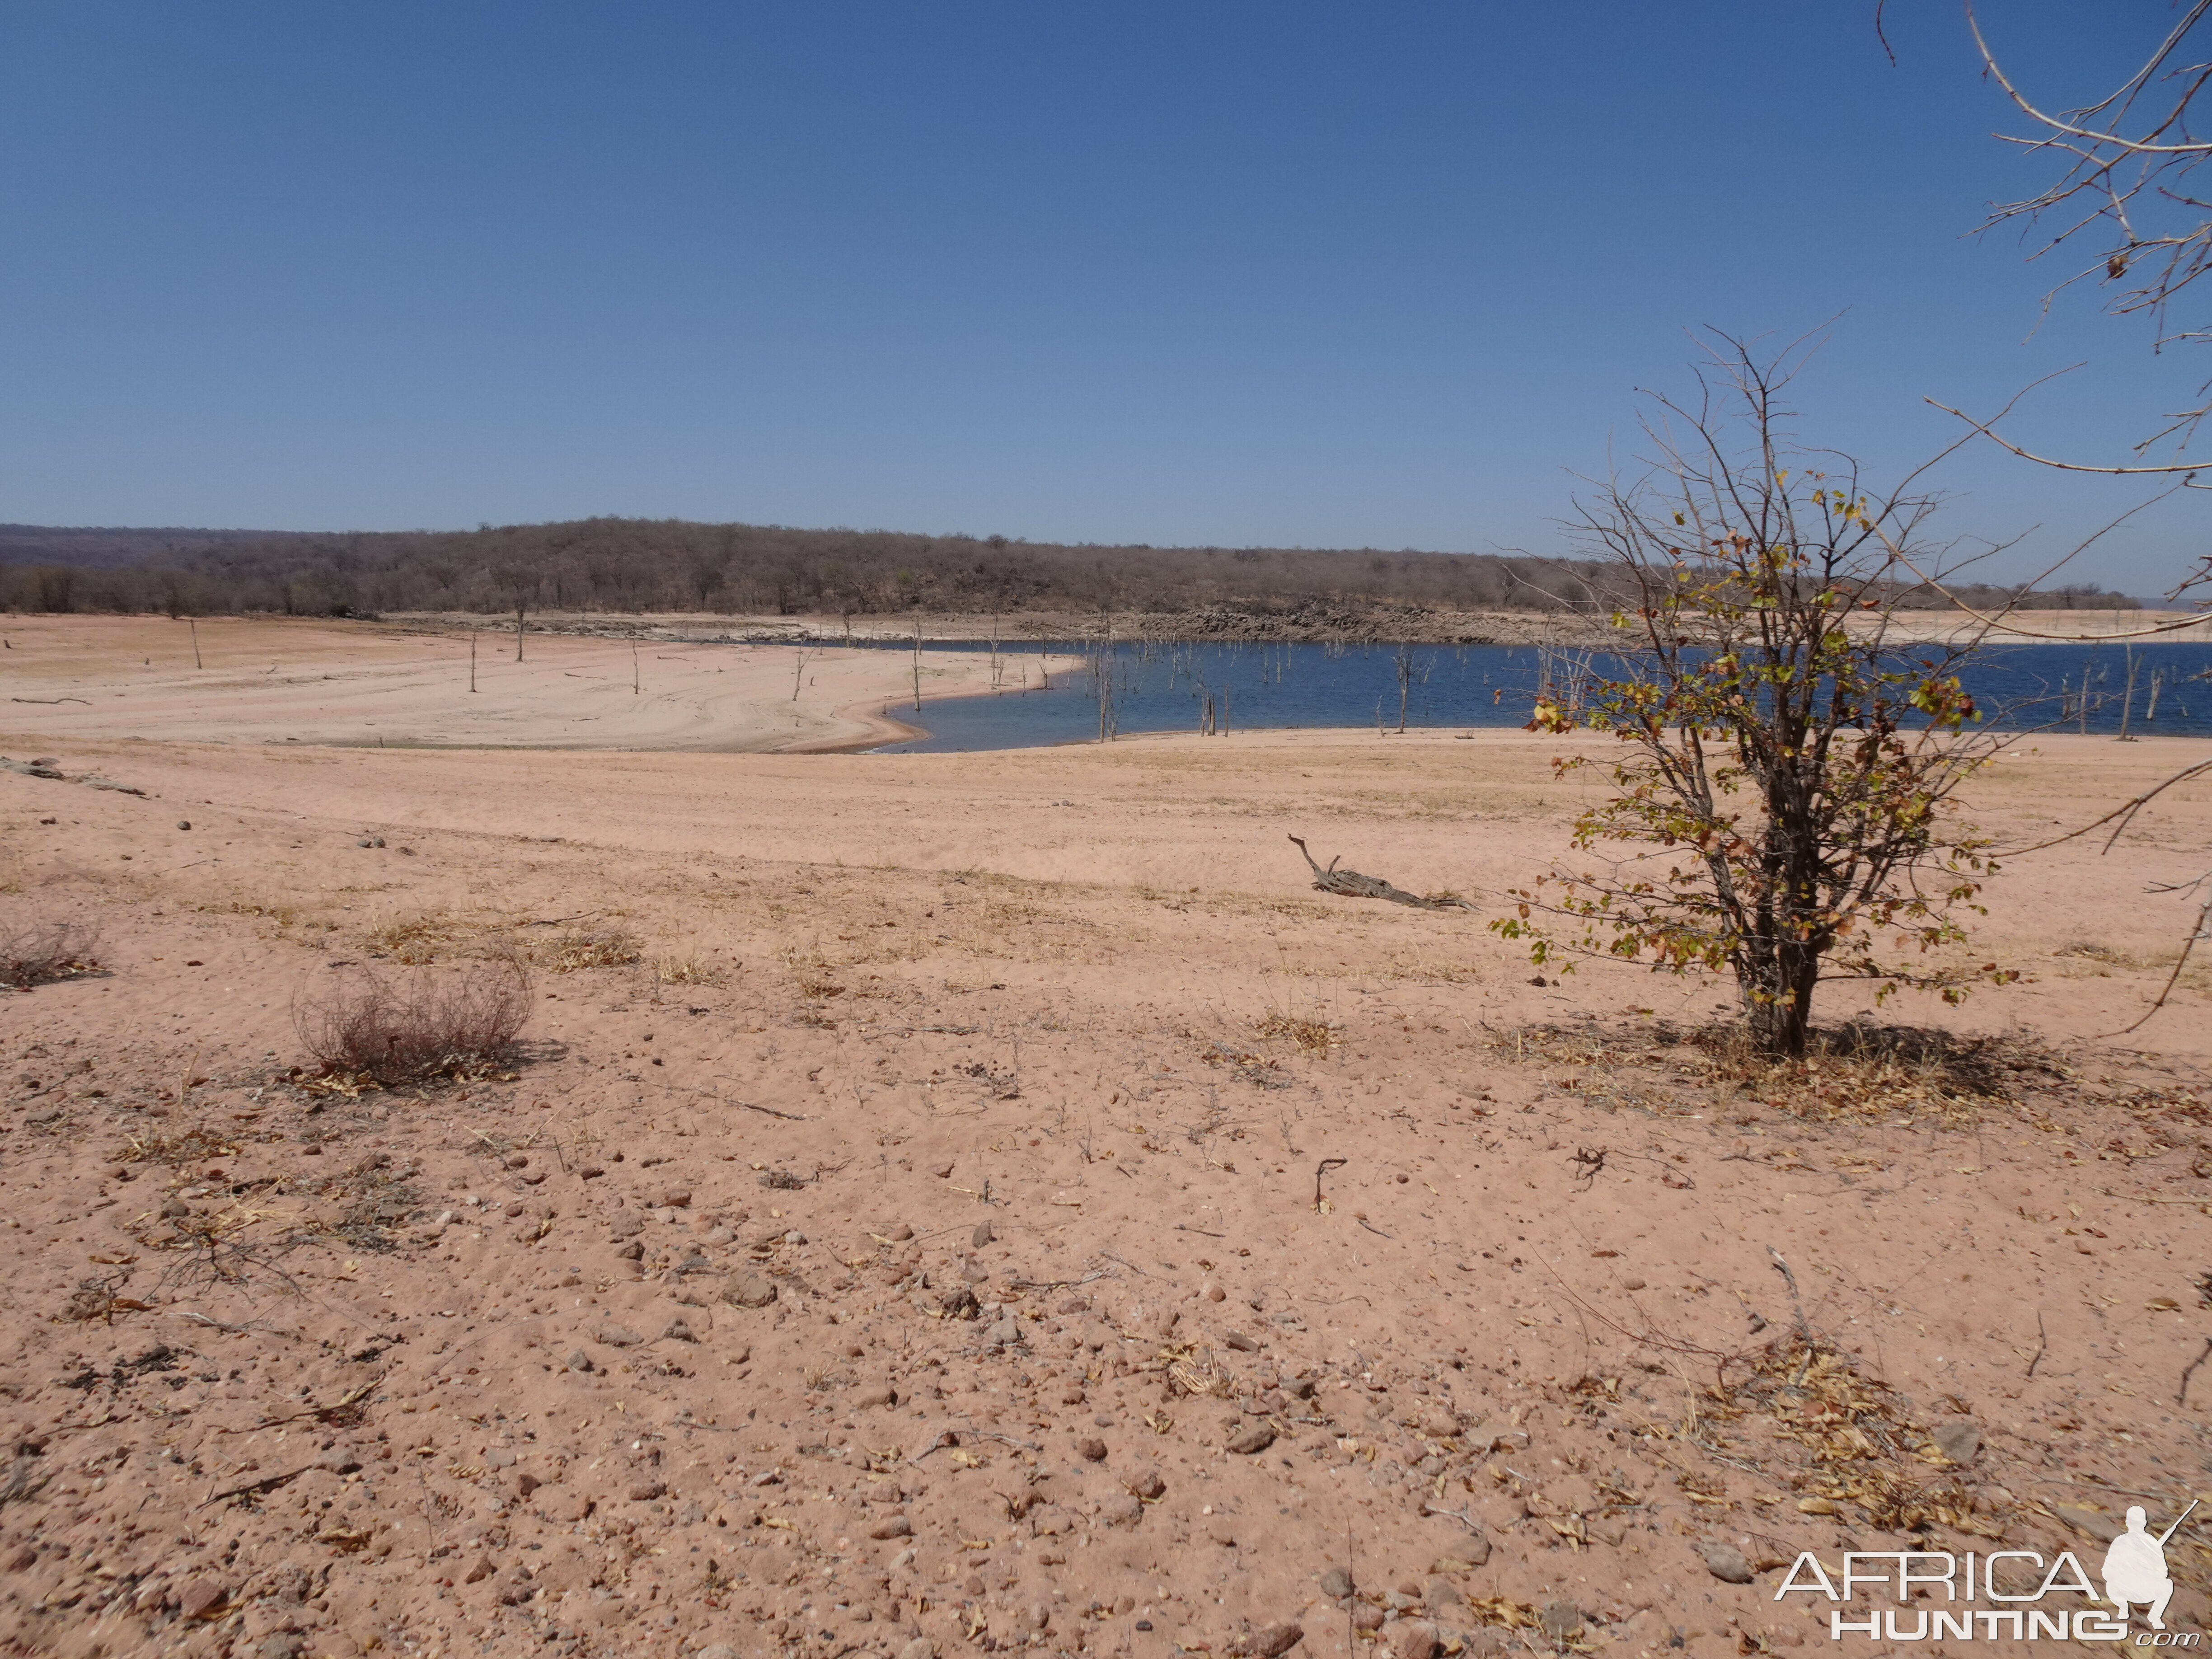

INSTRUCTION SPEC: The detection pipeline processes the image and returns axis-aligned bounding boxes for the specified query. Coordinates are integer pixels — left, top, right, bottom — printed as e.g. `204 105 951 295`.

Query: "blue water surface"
857 639 2212 753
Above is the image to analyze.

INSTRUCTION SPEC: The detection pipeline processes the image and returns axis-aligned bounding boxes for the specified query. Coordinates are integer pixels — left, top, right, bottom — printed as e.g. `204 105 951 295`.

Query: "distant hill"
0 524 299 570
0 516 2148 622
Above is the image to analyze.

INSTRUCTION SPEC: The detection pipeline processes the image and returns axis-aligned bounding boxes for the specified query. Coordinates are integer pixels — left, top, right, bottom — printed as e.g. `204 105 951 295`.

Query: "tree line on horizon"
0 516 2143 621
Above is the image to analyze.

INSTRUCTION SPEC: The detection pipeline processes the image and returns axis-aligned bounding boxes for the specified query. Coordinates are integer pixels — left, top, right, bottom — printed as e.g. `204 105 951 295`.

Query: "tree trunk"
1742 944 1818 1058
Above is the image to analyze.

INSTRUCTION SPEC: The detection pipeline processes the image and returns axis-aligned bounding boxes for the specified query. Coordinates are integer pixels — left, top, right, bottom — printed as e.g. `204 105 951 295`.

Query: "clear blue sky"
0 1 2201 591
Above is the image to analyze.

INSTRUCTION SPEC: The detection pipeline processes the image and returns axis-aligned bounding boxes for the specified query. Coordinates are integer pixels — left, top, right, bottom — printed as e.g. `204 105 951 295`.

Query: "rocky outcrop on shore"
390 604 1622 647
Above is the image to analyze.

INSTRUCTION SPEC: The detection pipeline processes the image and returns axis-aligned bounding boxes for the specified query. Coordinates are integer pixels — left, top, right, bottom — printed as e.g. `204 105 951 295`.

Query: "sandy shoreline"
0 616 1091 755
0 614 2209 1658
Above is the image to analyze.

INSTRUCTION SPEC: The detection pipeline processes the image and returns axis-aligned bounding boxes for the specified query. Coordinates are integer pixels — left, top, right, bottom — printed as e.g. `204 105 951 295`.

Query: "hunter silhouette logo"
1773 1500 2202 1641
2104 1501 2197 1631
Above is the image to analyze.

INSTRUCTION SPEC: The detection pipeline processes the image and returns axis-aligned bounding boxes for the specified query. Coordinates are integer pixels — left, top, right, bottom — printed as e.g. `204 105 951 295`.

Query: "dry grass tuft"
1160 1343 1236 1399
2053 938 2154 975
1254 1011 1338 1053
0 911 102 989
654 954 726 987
364 909 464 962
200 897 305 928
120 1125 241 1166
542 928 642 973
294 951 532 1086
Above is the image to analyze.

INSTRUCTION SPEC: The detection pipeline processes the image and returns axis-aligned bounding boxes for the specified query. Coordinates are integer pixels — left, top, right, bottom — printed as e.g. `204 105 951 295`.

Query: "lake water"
861 638 2212 752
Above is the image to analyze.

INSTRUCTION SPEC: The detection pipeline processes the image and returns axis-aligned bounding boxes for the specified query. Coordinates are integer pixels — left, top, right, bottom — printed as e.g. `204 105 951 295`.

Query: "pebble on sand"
1540 1603 1584 1639
725 1271 778 1308
1932 1420 1982 1465
1693 1540 1755 1584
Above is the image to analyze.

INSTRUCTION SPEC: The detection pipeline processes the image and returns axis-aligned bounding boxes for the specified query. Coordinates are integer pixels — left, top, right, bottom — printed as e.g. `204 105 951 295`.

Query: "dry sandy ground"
0 619 2210 1659
0 617 1056 754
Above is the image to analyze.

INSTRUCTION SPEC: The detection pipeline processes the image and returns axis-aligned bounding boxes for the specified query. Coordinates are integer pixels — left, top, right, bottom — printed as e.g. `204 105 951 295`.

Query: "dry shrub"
0 912 102 989
294 951 532 1085
542 928 641 973
1254 1012 1337 1053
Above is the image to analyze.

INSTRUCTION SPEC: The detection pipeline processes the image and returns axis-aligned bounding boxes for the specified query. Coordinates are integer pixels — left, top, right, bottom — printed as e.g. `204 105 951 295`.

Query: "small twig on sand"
1419 1501 1486 1536
221 1377 380 1434
2028 1310 2048 1380
201 1464 315 1508
699 1085 812 1122
1313 1158 1347 1211
1346 1526 1358 1658
906 1427 1036 1464
908 1430 958 1463
169 1310 288 1337
1174 1225 1225 1238
1767 1246 1813 1346
1529 1247 1748 1390
1356 1218 1395 1240
2178 1336 2212 1406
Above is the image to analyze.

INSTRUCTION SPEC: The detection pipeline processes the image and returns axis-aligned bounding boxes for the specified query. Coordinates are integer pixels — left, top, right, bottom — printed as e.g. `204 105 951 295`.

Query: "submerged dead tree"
1289 835 1475 911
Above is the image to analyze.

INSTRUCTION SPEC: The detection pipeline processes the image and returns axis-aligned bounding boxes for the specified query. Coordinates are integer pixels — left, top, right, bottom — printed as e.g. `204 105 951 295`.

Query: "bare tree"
1494 333 2017 1058
1962 2 2212 473
1901 6 2212 1031
1924 3 2212 613
492 563 534 661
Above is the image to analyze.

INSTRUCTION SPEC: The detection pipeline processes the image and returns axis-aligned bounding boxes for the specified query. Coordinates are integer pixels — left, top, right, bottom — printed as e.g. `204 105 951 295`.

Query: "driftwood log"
1288 835 1475 911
